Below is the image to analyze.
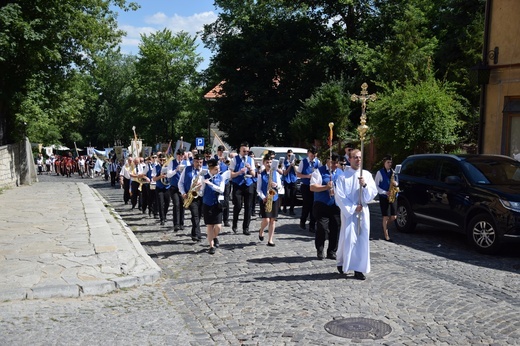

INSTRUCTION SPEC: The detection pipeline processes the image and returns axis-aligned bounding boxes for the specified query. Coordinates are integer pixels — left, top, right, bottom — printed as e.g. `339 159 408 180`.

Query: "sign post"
196 137 205 151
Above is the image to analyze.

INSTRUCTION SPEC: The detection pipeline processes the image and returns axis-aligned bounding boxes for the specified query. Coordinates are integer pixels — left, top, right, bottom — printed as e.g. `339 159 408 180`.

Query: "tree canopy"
203 0 484 154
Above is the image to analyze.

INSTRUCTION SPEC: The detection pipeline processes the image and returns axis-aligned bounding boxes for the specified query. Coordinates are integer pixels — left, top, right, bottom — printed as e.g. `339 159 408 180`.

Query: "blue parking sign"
196 137 205 150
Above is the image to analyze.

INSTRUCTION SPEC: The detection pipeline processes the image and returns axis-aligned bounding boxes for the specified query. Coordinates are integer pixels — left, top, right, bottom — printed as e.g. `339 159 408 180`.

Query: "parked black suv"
395 154 520 254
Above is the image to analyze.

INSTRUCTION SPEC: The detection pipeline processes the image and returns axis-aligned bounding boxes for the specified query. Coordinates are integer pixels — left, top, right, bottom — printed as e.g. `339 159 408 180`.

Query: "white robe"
334 167 378 274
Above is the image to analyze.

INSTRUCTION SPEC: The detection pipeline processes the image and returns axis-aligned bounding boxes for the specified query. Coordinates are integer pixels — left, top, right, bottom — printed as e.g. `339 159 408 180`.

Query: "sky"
112 0 219 71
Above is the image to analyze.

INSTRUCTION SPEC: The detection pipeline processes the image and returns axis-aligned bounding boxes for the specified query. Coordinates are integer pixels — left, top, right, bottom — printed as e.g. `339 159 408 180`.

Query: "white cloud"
118 12 217 70
145 11 218 37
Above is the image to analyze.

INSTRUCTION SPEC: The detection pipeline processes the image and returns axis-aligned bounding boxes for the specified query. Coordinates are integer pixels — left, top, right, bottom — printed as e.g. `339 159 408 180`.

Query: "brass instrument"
131 163 149 192
160 156 175 185
388 169 399 203
265 159 278 213
183 168 207 208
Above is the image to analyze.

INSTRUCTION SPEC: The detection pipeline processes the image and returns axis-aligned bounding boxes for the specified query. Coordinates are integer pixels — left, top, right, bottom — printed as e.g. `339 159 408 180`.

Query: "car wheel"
395 199 416 233
467 214 500 255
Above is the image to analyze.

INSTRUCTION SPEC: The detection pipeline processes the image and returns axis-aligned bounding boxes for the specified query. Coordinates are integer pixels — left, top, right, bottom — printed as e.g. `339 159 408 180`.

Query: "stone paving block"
30 284 80 299
80 280 116 296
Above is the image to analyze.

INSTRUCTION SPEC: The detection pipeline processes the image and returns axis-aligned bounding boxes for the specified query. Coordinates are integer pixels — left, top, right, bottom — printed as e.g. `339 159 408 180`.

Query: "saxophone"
388 169 400 203
265 159 278 213
183 168 205 208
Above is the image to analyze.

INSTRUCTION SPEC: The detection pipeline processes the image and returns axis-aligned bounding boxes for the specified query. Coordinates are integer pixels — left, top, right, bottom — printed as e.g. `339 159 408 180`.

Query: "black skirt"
259 197 280 219
203 203 223 225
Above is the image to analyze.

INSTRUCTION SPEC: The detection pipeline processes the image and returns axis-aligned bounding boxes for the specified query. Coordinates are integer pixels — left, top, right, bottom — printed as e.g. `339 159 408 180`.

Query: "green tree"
370 75 465 162
203 0 340 147
133 29 204 145
82 51 137 148
0 0 138 145
291 79 352 147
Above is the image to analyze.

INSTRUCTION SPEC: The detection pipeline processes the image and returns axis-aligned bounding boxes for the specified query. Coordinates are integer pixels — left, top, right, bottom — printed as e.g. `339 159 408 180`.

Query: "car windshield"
463 158 520 185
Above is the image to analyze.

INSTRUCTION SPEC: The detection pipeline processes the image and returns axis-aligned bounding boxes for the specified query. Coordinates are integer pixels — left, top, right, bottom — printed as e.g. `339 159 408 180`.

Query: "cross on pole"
351 82 377 143
350 82 376 235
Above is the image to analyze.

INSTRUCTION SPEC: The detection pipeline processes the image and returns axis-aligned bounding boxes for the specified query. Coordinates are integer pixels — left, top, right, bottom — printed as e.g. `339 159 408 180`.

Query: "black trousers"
169 186 185 227
232 182 254 231
123 177 131 204
300 184 315 229
156 187 171 222
141 184 150 214
130 180 140 208
223 182 231 223
148 186 157 216
187 197 202 238
110 171 117 186
313 202 340 255
250 181 257 215
283 182 296 211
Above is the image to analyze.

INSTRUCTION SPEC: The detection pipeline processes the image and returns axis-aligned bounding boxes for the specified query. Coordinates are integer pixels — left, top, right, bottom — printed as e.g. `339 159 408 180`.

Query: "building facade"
482 0 520 158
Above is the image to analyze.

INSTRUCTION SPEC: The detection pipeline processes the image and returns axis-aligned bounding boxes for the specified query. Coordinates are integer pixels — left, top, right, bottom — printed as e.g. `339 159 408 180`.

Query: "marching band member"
119 157 133 205
229 142 256 235
145 154 158 218
153 154 171 226
179 153 204 242
282 149 297 215
167 149 189 231
257 155 282 246
214 145 231 227
201 159 226 254
297 146 321 233
129 157 144 210
310 153 341 260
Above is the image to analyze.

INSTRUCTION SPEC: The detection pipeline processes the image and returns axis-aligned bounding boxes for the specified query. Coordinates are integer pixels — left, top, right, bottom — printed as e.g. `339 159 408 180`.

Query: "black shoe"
208 247 215 254
354 271 366 280
214 237 219 248
337 266 344 274
385 238 393 242
243 229 251 236
192 236 201 242
232 226 238 234
154 214 158 219
160 220 165 226
259 231 264 241
317 251 324 260
289 210 296 216
283 209 287 213
299 221 306 231
174 225 180 232
224 222 230 227
267 242 275 247
326 252 337 260
309 227 316 234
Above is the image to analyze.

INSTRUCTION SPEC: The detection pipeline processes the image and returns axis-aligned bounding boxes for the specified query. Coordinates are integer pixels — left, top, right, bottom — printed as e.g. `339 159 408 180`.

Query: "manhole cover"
324 317 392 339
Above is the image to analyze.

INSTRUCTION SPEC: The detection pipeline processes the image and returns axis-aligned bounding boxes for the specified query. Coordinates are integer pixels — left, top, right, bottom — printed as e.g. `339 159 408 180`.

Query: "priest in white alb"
334 149 378 280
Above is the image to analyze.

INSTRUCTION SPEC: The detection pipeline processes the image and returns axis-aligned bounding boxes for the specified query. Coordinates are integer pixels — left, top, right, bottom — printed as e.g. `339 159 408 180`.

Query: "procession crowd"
109 142 399 280
34 141 398 280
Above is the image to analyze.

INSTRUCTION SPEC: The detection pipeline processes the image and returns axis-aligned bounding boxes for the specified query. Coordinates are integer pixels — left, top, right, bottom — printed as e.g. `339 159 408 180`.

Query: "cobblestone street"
1 175 519 345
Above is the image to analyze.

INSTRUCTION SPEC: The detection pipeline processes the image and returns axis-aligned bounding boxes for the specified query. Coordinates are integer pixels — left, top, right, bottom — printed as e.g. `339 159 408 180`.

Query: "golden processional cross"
350 82 376 235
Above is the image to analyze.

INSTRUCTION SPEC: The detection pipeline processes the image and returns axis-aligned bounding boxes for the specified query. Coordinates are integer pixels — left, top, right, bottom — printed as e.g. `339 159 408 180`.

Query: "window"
439 160 462 183
401 158 438 179
503 97 520 159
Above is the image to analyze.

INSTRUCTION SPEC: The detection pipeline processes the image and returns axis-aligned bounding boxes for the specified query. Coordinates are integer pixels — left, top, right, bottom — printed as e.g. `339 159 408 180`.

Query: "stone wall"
0 138 37 189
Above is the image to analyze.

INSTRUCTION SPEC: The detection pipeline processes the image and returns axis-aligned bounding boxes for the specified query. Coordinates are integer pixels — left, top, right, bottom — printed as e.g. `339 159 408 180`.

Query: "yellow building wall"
484 0 520 154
